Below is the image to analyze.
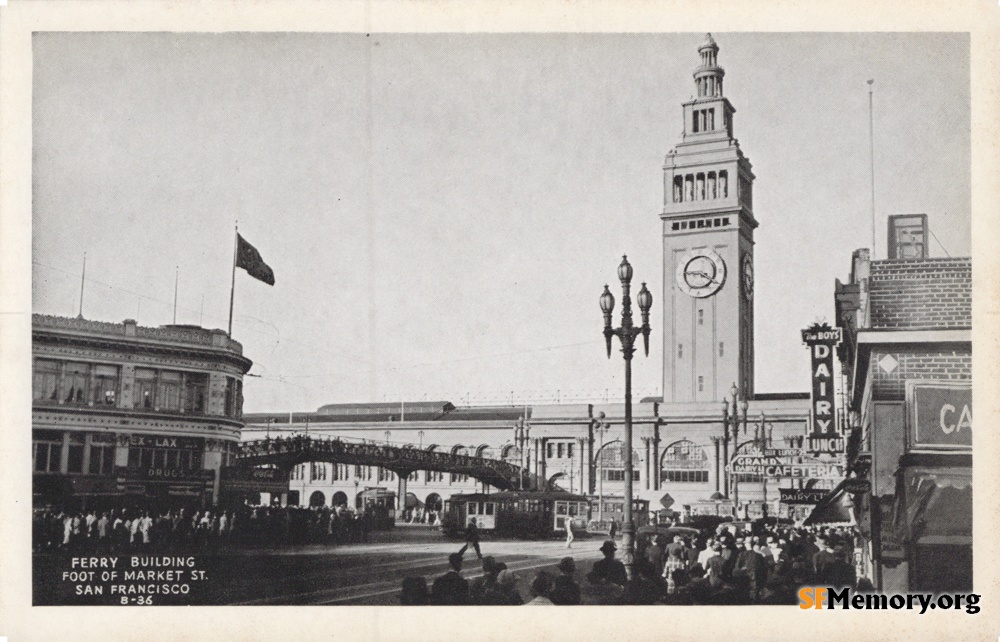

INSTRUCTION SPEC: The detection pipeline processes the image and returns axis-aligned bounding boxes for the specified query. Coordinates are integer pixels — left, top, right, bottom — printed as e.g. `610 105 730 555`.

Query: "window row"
670 216 730 232
671 171 729 203
545 442 576 459
32 359 241 417
128 446 203 471
33 435 201 475
691 107 716 133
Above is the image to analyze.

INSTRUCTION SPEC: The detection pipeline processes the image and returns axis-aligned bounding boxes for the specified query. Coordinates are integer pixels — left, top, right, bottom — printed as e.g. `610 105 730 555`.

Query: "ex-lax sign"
802 323 843 454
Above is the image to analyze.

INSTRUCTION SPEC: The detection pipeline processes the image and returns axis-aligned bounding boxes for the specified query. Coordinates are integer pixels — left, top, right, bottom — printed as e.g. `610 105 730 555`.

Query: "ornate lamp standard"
593 411 610 525
721 383 749 513
600 255 652 582
514 416 531 490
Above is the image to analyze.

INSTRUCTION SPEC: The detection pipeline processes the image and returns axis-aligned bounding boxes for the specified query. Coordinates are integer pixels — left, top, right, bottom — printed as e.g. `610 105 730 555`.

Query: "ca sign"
907 381 972 450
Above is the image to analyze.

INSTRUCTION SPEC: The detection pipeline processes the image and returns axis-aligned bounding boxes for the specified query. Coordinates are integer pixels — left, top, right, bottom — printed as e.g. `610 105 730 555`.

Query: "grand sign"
802 323 843 454
730 454 845 479
907 381 972 451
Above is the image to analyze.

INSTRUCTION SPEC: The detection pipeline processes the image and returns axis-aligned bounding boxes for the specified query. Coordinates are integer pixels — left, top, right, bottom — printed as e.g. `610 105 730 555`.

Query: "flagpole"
868 79 876 256
77 253 86 319
173 266 179 325
228 223 238 337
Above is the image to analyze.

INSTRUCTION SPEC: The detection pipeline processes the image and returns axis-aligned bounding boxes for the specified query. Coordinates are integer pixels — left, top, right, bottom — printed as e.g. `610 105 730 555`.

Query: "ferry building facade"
241 35 822 522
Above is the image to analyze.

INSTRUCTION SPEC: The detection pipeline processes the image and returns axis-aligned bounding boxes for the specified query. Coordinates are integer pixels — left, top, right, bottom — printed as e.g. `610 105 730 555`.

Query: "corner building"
835 239 972 592
32 314 251 509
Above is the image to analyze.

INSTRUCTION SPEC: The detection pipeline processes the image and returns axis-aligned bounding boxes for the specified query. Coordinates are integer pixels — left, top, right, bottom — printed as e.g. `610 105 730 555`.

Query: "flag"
236 233 275 286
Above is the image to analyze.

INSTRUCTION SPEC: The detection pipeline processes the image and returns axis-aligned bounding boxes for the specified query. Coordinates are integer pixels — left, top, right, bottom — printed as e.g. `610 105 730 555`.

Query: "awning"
893 466 971 546
803 478 856 526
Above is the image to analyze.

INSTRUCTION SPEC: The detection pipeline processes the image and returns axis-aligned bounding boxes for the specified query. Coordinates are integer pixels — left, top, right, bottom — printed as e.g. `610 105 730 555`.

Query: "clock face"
676 249 726 298
742 253 754 301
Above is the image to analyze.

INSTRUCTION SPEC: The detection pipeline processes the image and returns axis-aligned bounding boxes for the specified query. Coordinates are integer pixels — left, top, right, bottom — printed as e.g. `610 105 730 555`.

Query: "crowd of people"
399 522 861 606
32 503 386 553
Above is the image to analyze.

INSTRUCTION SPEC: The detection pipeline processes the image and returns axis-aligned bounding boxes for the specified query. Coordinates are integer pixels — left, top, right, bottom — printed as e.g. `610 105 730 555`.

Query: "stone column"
586 435 595 495
397 473 408 512
537 439 546 487
643 437 651 491
578 438 588 497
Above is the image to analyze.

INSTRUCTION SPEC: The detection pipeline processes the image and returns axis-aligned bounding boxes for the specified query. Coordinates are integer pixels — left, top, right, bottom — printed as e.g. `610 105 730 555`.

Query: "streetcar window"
485 503 494 516
556 502 567 515
469 502 478 515
569 504 577 516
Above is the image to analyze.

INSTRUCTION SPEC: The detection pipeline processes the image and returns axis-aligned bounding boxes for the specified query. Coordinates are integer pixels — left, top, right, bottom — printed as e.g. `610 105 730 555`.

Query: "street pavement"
33 524 610 606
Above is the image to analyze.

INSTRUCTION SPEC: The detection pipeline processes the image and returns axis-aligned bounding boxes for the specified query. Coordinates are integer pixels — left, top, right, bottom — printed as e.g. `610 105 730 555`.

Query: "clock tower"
661 34 757 404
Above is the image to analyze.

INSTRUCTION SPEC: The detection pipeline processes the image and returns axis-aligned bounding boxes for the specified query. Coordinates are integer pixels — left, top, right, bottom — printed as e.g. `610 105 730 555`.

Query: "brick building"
835 231 972 592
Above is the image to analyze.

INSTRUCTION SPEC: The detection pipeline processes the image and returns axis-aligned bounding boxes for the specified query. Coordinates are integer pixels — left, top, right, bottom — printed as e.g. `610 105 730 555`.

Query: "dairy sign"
801 323 844 455
907 381 972 451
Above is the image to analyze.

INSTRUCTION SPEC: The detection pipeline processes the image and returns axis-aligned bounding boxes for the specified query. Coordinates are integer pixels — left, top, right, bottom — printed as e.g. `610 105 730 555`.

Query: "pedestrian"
587 540 627 587
491 569 524 605
400 577 429 605
608 520 618 539
564 515 574 549
469 557 501 605
550 557 581 605
459 517 483 559
526 572 555 605
431 552 470 605
663 547 686 595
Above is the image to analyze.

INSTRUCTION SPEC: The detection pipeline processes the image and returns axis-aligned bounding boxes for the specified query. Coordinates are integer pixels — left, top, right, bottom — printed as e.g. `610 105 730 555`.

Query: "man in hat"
587 540 628 587
431 552 470 605
469 556 501 605
550 557 581 605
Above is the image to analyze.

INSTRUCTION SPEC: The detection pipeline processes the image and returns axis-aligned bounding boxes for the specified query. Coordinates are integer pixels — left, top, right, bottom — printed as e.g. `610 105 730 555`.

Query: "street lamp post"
600 255 652 583
594 411 608 525
514 417 531 490
721 383 749 512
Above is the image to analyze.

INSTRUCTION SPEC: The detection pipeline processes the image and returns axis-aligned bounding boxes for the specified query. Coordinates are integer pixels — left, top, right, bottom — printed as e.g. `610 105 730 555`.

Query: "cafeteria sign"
801 322 843 454
907 381 972 451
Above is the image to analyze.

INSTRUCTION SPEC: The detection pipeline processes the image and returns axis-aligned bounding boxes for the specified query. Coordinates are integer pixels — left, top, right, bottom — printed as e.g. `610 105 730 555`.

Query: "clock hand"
686 270 719 284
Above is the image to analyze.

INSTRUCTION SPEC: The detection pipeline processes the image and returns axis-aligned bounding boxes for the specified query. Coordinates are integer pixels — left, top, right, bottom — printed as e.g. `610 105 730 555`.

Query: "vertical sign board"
906 380 972 451
801 323 844 455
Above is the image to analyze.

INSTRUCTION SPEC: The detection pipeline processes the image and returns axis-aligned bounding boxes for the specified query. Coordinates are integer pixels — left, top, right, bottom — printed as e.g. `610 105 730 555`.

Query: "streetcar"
585 496 651 534
441 490 591 540
357 487 397 530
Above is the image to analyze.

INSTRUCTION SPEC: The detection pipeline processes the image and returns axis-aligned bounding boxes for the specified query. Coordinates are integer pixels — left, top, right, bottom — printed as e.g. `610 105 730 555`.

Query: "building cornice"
856 329 971 344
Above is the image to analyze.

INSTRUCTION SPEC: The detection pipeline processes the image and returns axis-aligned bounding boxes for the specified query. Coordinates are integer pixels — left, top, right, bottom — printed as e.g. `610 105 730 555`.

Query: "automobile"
635 524 701 549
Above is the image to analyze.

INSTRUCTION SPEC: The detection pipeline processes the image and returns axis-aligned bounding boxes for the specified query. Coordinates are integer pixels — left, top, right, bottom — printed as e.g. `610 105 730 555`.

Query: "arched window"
308 490 326 507
331 491 348 506
660 440 709 483
476 445 494 460
596 441 640 482
501 444 521 463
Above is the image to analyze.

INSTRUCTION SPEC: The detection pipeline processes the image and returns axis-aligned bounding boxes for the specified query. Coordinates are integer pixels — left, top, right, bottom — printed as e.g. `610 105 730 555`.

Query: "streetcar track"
228 553 600 606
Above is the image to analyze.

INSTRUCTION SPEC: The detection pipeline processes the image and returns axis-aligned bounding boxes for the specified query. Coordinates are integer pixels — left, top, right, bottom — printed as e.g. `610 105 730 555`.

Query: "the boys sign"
802 323 843 454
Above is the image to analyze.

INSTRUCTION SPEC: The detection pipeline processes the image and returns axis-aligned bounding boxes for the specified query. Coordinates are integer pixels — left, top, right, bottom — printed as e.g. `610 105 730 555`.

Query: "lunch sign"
802 323 844 455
